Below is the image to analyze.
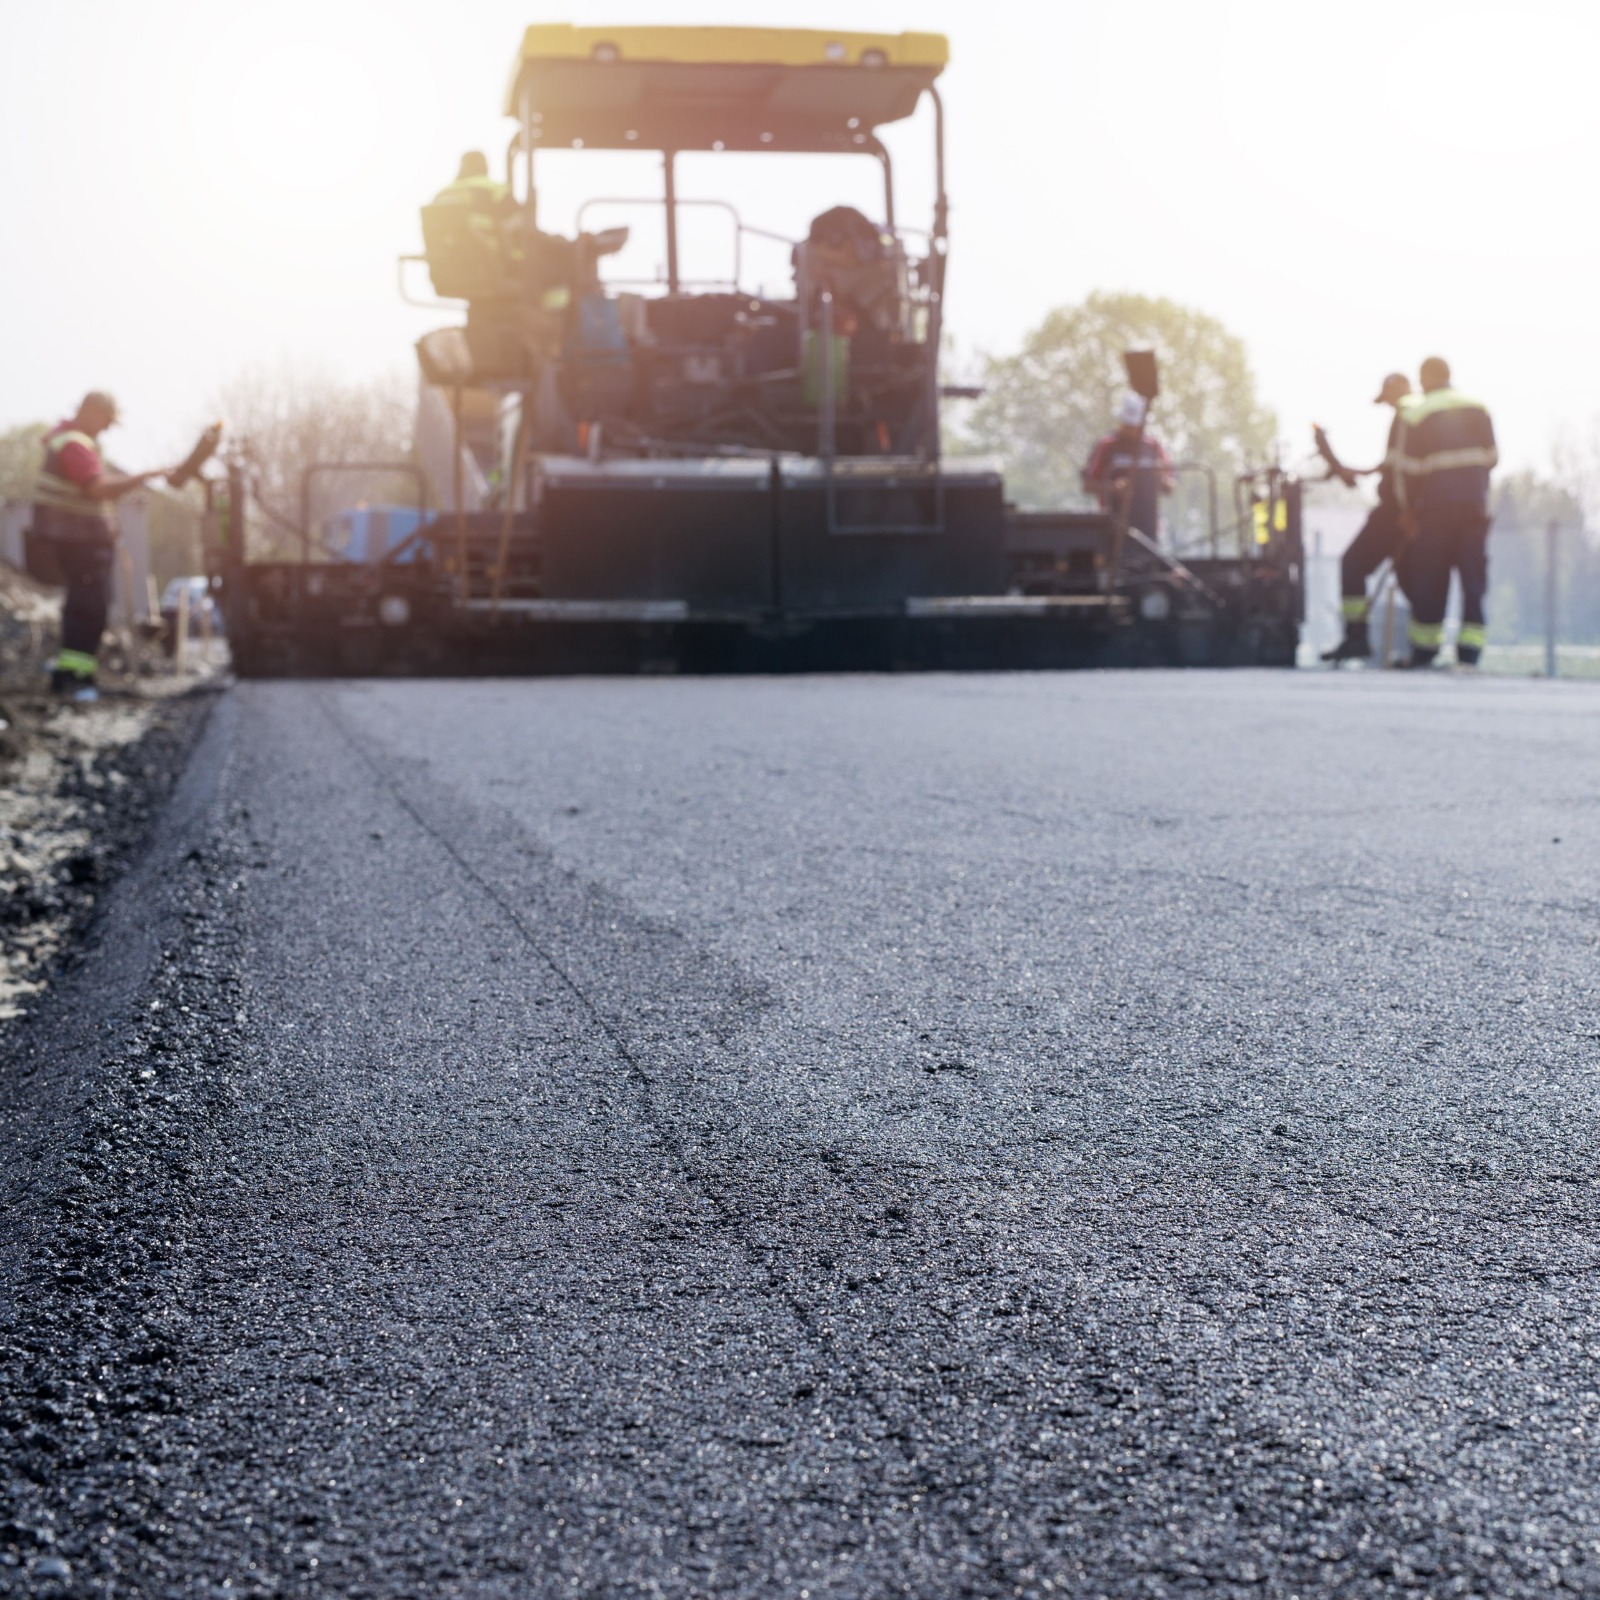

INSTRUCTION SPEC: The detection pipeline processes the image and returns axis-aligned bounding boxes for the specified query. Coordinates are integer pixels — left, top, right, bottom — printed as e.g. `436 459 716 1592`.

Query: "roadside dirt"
0 564 220 1020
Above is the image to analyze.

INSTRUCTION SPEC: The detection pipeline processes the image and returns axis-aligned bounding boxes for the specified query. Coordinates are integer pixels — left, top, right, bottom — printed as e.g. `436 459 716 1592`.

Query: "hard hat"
1373 372 1410 405
1116 393 1148 427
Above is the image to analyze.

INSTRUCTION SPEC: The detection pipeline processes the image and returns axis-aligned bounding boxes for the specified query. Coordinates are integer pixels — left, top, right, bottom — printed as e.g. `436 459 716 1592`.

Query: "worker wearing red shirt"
1083 393 1176 541
32 392 168 701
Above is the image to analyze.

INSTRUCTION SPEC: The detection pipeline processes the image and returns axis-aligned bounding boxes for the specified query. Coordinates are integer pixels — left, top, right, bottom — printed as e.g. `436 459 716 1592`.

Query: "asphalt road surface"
4 669 1600 1598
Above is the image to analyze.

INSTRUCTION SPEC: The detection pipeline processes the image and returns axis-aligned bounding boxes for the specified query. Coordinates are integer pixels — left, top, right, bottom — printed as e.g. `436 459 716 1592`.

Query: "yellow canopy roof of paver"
504 25 949 152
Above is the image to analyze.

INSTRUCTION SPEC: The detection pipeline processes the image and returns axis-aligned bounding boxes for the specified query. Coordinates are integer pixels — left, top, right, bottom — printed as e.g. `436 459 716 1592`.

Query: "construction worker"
424 152 517 296
1394 357 1497 668
433 150 512 216
1321 372 1413 663
32 392 169 702
1083 393 1175 542
424 152 586 329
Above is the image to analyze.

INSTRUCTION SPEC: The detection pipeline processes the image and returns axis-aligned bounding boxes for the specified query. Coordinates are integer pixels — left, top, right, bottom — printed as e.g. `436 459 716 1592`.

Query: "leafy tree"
0 423 46 504
957 292 1278 542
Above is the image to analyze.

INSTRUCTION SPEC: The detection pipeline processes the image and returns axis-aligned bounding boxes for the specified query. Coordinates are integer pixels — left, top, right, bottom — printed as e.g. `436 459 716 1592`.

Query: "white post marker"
197 582 214 666
1545 521 1559 679
175 583 190 673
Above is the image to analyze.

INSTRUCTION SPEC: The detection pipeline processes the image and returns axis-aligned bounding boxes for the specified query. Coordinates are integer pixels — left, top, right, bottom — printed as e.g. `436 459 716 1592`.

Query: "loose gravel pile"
0 683 217 1019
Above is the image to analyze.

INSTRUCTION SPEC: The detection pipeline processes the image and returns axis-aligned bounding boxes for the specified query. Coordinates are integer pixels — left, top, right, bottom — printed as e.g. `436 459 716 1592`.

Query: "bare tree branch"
206 364 417 559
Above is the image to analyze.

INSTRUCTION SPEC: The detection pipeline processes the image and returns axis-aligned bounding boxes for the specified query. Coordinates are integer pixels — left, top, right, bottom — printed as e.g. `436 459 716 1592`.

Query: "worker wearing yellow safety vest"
32 392 171 702
430 151 515 280
430 150 586 300
1393 357 1497 668
433 151 512 217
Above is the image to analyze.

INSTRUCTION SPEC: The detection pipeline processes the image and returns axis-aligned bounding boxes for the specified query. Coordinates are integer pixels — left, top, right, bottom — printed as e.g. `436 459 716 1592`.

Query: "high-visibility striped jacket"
33 422 113 530
425 174 515 266
1394 388 1497 514
431 174 511 210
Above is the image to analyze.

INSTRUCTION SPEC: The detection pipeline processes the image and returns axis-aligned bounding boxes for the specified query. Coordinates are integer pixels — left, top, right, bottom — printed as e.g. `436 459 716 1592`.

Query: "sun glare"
1377 7 1598 157
193 41 389 200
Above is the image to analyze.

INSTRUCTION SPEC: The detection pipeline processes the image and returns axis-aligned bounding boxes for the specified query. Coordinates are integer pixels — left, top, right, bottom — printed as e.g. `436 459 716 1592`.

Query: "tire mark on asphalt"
304 687 1015 1570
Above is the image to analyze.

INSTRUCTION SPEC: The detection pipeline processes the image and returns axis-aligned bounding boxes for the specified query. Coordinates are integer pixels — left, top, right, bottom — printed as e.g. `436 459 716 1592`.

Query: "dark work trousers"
1396 505 1490 663
54 531 116 669
1340 502 1405 614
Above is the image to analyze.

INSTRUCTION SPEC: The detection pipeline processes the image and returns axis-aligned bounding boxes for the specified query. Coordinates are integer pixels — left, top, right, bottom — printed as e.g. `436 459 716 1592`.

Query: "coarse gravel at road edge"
3 670 1600 1598
0 684 219 1019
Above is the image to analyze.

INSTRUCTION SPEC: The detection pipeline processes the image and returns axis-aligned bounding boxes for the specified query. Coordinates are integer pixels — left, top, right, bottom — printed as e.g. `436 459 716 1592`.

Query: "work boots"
1321 620 1371 664
48 667 99 703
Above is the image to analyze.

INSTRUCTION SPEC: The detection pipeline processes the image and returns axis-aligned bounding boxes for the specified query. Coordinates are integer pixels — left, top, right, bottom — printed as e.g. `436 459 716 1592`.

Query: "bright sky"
2 0 1595 486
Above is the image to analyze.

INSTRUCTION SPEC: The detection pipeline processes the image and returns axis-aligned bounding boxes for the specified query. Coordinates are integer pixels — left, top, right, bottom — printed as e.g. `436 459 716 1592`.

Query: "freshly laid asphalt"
4 668 1600 1597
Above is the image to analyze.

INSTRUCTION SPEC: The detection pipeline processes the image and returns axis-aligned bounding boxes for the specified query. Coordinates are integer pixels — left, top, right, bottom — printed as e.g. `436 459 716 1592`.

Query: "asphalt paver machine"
219 26 1303 675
